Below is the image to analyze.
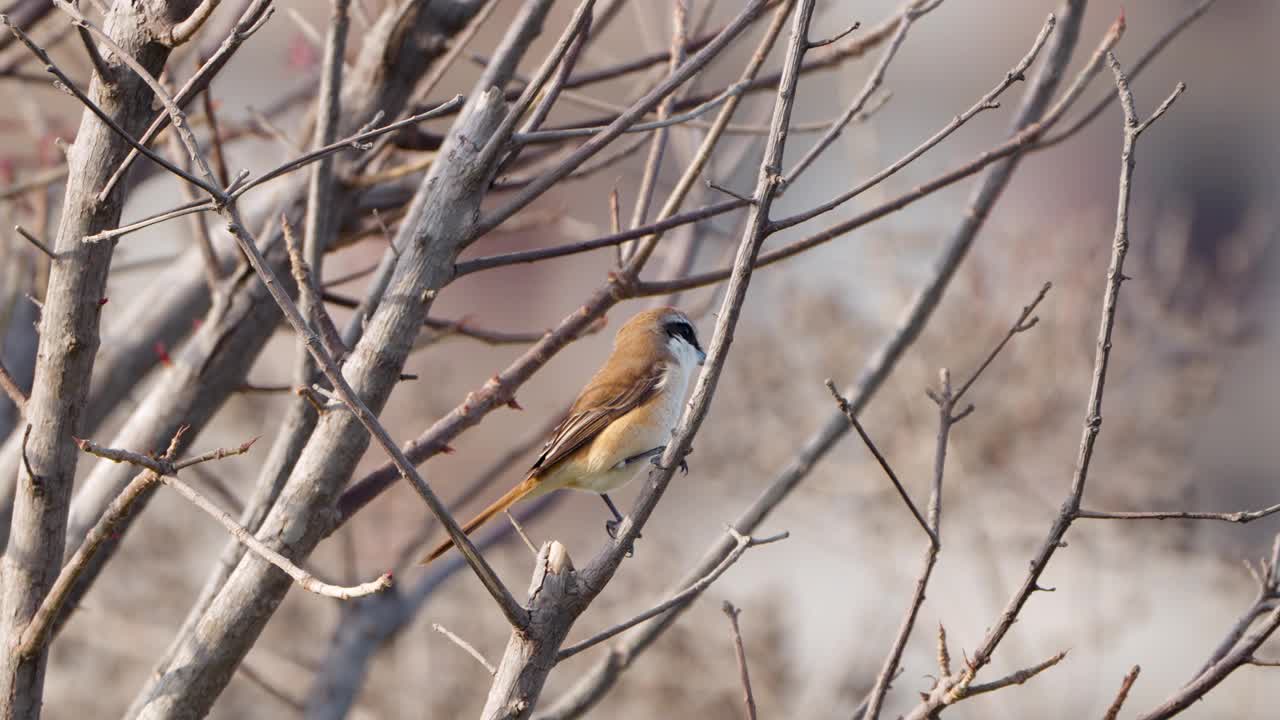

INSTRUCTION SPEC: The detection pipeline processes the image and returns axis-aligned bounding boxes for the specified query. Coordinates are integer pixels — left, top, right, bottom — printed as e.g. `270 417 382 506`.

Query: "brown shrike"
421 307 705 564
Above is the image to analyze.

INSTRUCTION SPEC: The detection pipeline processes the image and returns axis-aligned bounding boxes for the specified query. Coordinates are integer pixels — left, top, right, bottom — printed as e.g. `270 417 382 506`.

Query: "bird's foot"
604 519 639 557
647 444 691 474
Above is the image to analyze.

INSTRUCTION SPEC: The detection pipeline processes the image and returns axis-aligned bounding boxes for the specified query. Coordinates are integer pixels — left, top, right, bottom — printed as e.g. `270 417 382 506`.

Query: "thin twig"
283 216 348 362
784 1 938 184
504 510 538 558
0 360 28 415
1035 0 1217 150
96 0 274 200
433 624 497 675
475 0 771 237
557 530 787 661
777 10 1059 226
1077 505 1280 524
70 436 393 601
625 0 688 251
14 224 55 259
83 98 465 244
454 199 748 276
962 650 1068 697
825 379 932 545
722 602 758 720
953 281 1051 403
861 369 955 720
475 0 596 170
1103 665 1141 720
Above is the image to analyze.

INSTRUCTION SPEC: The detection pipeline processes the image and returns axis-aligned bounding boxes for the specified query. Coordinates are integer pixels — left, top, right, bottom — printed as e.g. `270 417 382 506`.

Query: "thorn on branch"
21 424 41 496
937 623 952 676
807 20 860 49
705 178 756 204
14 224 55 259
433 623 496 675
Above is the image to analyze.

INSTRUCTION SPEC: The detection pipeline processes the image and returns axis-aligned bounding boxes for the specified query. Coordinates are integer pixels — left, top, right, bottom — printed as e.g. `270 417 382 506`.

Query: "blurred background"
3 0 1280 717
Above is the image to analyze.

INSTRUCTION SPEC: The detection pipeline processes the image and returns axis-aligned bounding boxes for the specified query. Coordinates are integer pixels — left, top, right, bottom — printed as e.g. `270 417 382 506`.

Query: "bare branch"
434 623 497 676
775 10 1059 223
0 360 27 415
901 41 1185 720
722 602 757 720
962 650 1068 698
97 0 274 200
784 0 942 184
12 225 54 260
283 216 348 361
1035 0 1217 150
808 19 859 49
168 0 222 46
72 436 392 600
861 369 956 720
541 7 1093 716
476 0 772 237
483 2 816 714
454 199 748 276
557 529 787 661
1103 666 1141 720
625 0 688 248
0 0 200 712
1077 505 1280 524
825 379 932 545
953 281 1051 403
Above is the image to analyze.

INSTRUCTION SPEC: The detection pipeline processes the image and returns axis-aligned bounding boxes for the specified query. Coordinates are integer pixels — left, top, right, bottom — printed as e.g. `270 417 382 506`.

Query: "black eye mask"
664 320 701 352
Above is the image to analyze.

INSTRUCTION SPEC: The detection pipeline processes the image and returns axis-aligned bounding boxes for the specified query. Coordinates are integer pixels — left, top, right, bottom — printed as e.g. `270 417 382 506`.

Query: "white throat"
662 336 702 412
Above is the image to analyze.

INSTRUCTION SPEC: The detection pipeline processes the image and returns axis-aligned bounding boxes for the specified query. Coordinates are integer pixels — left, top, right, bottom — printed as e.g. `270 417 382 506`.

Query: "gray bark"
0 1 198 717
49 231 297 637
127 2 554 714
116 2 506 709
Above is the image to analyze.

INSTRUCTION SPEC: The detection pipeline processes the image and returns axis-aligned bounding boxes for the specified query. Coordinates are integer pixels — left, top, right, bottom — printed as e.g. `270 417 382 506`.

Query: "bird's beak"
696 348 707 366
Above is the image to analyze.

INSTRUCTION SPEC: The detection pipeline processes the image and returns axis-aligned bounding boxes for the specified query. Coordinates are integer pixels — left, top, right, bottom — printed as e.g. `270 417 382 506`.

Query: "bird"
420 306 706 564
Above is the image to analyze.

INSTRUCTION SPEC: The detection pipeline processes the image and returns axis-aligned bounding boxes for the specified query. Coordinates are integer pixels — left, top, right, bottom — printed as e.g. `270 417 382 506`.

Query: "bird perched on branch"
421 306 706 564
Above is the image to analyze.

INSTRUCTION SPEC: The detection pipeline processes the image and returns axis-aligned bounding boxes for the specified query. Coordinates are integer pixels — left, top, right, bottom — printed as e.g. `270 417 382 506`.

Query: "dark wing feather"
528 364 666 476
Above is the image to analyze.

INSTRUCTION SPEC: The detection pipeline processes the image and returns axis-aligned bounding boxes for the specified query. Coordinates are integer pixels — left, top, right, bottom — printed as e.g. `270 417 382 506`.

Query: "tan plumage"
421 307 705 564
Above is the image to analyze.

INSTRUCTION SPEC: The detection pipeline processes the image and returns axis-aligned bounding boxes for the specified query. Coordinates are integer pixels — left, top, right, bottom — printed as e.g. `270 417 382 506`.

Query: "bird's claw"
604 519 639 557
647 445 691 475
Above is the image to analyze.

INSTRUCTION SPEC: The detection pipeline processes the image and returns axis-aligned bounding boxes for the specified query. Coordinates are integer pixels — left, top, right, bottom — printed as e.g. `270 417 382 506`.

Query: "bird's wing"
528 363 667 476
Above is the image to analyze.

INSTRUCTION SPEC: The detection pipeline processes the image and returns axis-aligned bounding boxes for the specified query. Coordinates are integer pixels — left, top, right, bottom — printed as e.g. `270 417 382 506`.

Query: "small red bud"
97 297 108 306
154 342 172 367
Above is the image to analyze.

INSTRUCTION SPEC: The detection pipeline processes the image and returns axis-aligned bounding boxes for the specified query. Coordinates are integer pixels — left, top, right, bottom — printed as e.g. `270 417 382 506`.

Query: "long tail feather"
419 476 540 564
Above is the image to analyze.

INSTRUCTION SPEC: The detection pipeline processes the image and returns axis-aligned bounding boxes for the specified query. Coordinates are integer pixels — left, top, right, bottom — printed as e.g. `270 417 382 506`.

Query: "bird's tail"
419 476 540 564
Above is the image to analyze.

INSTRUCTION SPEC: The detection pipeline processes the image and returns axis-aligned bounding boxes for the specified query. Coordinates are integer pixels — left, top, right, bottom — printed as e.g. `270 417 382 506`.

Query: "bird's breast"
565 361 693 493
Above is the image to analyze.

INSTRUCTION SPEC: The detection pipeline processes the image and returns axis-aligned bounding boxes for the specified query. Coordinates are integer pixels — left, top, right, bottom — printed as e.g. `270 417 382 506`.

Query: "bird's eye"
664 320 700 350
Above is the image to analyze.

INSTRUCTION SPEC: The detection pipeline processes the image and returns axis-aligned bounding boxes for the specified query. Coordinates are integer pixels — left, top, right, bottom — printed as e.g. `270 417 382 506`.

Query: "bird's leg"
602 493 624 537
601 493 638 557
619 446 664 467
